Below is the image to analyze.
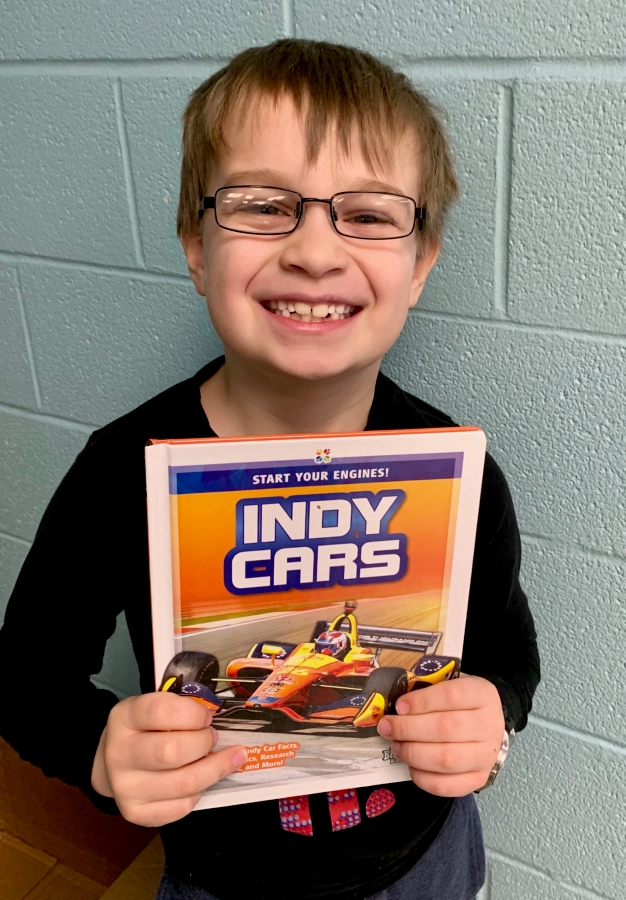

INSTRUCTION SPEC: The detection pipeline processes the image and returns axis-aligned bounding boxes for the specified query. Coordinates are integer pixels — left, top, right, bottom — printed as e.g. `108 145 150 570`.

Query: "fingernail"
391 742 402 758
233 749 248 768
209 727 218 744
205 709 214 726
395 699 409 715
377 718 391 737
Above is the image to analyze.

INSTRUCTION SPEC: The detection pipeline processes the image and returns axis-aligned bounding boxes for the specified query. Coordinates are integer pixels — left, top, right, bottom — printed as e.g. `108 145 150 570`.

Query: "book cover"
145 427 485 810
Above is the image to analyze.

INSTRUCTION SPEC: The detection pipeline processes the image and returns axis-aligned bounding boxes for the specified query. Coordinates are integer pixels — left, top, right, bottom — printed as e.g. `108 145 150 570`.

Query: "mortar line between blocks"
0 251 189 284
282 0 296 36
520 531 626 565
3 57 626 79
113 78 146 269
12 267 43 409
529 714 626 757
0 402 95 434
0 531 32 548
414 309 626 346
494 83 514 318
485 849 615 900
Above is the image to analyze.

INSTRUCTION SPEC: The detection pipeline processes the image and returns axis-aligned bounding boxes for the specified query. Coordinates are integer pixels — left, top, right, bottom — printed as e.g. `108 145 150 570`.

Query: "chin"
263 348 360 383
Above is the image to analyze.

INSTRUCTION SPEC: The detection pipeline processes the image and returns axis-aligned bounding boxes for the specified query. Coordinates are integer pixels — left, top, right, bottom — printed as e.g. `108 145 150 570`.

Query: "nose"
278 200 348 280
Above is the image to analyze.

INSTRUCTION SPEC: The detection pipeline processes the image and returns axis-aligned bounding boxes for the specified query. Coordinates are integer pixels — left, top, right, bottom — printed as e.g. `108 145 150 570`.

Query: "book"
145 427 486 810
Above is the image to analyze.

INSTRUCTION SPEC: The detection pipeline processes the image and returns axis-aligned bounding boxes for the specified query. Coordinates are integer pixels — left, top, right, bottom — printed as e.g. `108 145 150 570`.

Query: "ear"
408 239 440 309
181 230 207 297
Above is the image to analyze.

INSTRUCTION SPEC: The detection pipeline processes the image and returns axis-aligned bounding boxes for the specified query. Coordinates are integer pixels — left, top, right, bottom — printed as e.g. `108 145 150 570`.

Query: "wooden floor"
0 736 158 900
0 830 107 900
0 829 166 900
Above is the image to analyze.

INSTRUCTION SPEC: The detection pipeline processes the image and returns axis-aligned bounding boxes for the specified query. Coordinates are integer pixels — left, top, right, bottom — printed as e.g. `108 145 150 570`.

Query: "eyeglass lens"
214 187 415 238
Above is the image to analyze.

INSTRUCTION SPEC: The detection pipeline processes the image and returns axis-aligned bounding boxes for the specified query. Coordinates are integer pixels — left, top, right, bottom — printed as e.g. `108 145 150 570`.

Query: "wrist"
475 704 516 793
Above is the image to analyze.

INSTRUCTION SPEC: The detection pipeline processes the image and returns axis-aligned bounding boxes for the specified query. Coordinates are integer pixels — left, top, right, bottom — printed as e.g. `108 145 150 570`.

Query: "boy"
0 39 539 900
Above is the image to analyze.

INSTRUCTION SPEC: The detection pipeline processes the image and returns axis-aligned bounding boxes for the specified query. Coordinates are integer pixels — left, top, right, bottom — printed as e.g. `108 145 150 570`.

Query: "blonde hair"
177 39 459 243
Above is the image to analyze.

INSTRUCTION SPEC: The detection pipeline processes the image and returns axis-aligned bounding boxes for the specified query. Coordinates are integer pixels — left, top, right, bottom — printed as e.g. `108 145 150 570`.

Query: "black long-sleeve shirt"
0 357 540 899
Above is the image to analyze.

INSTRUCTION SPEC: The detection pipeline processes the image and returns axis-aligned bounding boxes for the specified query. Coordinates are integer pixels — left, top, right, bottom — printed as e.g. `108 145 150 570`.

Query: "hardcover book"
145 427 485 810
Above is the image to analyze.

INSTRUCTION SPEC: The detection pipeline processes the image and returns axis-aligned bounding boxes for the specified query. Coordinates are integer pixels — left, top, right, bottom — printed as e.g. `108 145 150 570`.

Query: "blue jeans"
155 793 484 900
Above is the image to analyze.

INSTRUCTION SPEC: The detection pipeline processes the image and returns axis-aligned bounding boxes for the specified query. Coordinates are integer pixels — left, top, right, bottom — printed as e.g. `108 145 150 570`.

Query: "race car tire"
159 651 219 692
362 667 409 714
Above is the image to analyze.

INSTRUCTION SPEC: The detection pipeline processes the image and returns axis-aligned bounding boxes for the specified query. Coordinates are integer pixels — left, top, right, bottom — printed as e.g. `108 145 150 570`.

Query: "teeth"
265 300 358 321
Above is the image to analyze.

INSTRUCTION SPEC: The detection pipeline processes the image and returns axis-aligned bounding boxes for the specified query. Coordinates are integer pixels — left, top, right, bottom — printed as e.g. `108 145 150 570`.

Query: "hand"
377 675 505 796
91 692 247 826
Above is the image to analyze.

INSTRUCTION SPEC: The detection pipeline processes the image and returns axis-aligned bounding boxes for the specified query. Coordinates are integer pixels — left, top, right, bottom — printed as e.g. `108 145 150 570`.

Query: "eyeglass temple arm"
198 196 216 219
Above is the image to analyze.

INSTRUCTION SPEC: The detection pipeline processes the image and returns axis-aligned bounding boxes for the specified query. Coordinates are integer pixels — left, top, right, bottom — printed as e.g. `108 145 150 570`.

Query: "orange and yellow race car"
160 602 460 736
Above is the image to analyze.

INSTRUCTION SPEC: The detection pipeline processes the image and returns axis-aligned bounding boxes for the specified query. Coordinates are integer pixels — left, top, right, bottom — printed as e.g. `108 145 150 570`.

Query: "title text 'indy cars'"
160 602 460 735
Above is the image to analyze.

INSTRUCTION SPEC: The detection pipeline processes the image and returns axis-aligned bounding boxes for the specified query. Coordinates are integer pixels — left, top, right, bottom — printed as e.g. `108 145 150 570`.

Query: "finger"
391 740 498 774
394 677 495 716
119 692 214 734
116 745 248 803
123 726 218 772
408 768 490 797
378 708 497 744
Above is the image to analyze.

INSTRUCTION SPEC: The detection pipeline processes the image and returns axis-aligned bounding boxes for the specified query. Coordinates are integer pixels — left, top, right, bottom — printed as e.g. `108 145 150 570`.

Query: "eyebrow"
219 171 408 196
220 169 296 188
348 178 407 196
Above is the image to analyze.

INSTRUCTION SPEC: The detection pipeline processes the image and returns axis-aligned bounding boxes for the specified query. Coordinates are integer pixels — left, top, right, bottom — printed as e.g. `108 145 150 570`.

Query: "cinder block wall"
1 3 624 897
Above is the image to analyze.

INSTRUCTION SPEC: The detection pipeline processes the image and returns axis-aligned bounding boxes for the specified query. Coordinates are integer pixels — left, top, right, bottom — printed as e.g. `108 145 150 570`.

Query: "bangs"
208 50 416 173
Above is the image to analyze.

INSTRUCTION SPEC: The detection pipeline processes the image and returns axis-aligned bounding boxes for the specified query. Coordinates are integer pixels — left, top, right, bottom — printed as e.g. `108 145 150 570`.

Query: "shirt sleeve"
0 429 148 813
460 453 541 732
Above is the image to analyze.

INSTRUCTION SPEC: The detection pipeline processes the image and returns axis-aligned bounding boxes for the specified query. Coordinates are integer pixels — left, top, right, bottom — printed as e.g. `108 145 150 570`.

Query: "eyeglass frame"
198 185 428 240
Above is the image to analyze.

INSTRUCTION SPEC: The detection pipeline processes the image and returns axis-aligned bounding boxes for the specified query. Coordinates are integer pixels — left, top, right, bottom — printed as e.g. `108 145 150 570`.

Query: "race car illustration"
159 601 460 736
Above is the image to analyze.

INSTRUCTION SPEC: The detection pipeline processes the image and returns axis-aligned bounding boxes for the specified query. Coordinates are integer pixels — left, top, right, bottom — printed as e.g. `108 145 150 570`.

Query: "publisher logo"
381 747 401 765
315 448 331 464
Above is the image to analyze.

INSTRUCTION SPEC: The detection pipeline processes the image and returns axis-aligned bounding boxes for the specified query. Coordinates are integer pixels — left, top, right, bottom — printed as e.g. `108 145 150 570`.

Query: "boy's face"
183 95 439 383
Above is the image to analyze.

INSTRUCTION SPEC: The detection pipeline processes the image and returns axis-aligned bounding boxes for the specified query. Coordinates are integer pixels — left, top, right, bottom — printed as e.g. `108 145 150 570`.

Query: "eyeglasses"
198 185 427 240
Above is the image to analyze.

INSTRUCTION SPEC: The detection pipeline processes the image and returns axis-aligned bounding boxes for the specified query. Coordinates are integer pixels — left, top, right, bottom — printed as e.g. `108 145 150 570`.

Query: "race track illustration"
160 601 460 737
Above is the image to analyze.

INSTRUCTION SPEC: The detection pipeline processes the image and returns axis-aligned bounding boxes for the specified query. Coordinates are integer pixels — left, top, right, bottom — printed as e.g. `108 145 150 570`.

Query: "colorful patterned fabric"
326 788 362 831
278 787 397 834
278 794 313 835
365 788 397 818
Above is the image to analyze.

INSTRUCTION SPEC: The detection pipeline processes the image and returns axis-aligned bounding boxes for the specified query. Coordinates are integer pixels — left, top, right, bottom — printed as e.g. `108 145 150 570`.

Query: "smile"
262 299 361 323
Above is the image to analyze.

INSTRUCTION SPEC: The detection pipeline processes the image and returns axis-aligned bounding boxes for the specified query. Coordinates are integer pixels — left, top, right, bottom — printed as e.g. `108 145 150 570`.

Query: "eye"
248 199 295 218
254 203 287 216
349 212 393 225
229 199 293 217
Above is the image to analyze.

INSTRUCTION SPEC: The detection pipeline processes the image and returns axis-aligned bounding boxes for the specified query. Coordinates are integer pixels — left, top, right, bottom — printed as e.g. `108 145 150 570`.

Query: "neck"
200 354 380 437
